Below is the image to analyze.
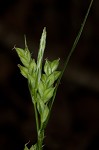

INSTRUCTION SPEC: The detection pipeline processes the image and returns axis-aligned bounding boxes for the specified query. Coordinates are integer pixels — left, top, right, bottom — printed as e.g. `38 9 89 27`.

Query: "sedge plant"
15 0 93 149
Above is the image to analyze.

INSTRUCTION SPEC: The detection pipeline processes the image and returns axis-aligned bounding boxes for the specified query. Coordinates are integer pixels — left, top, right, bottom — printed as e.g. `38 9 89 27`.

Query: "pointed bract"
51 59 60 72
18 64 28 78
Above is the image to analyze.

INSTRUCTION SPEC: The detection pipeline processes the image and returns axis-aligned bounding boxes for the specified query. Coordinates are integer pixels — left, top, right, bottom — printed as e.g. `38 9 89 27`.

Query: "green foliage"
15 27 61 150
15 0 93 149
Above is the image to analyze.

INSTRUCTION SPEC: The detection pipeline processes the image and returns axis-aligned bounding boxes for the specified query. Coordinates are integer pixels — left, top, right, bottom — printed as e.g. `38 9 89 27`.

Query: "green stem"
37 130 44 150
34 103 39 134
28 84 44 150
28 83 44 149
28 83 39 135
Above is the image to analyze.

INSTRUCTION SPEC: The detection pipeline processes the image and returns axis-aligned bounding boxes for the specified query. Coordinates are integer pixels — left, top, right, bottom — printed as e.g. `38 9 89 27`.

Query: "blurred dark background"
0 0 99 150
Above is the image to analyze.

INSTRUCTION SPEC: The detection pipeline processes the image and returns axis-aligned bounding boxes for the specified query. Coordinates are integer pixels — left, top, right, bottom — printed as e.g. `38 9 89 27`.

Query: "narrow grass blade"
45 0 94 128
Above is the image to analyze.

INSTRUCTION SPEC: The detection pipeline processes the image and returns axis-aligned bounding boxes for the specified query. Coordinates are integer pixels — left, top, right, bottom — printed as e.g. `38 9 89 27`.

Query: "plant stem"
28 83 44 150
34 103 39 134
28 83 39 135
37 130 44 150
